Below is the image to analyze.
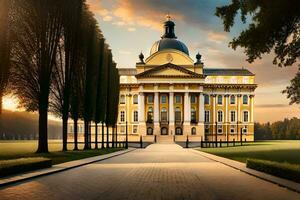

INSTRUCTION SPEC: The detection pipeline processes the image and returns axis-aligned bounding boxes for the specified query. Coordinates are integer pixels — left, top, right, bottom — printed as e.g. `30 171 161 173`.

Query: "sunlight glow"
3 96 19 111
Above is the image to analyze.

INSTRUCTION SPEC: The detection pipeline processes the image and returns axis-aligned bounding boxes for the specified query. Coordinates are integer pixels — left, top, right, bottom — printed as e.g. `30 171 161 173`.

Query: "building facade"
118 18 257 141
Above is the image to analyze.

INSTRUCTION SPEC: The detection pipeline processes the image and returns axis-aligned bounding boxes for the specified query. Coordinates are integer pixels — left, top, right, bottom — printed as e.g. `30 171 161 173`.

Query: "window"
120 95 125 104
204 94 210 104
191 107 196 123
133 95 138 104
230 95 235 104
230 125 235 134
175 127 182 135
204 110 210 122
133 125 138 134
175 107 181 122
243 95 248 104
161 95 167 104
243 126 248 134
230 111 236 122
133 111 138 122
147 94 153 103
161 127 168 135
217 125 222 134
147 107 153 123
243 111 249 122
147 127 153 135
217 111 223 122
161 107 168 122
191 127 196 135
217 95 223 105
175 95 181 103
205 125 210 134
120 111 125 122
190 95 196 104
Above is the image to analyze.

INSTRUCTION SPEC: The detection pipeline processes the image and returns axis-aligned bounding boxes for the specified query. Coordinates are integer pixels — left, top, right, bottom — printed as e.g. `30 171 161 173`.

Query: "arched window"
175 127 183 135
191 107 196 123
204 110 210 122
120 111 125 122
147 127 153 135
230 111 236 122
217 110 223 122
133 95 138 104
243 111 249 122
204 94 210 104
120 95 125 104
161 127 168 135
217 95 223 105
133 111 138 122
191 127 196 135
161 107 168 122
147 107 153 123
243 95 248 104
175 107 181 122
230 95 235 104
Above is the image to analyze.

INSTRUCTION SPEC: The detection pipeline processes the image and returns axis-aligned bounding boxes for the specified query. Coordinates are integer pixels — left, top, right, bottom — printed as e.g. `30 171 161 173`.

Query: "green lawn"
0 140 123 165
200 140 300 165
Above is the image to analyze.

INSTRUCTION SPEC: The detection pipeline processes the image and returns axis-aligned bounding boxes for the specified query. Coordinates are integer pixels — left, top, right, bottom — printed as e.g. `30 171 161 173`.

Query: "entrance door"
161 127 168 135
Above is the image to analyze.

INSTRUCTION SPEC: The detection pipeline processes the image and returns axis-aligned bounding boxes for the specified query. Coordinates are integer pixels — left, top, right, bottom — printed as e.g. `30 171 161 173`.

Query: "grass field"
0 140 123 165
200 140 300 165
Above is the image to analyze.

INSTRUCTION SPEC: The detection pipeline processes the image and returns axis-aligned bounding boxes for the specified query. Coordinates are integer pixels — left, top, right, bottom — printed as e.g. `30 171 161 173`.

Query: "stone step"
156 135 174 144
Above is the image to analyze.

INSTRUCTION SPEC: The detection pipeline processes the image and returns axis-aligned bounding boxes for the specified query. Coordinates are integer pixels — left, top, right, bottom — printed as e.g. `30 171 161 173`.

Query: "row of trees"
0 0 120 153
255 118 300 140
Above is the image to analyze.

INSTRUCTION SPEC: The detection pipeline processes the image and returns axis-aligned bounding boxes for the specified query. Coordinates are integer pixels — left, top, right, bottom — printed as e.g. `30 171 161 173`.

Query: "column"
225 94 229 141
169 92 175 135
138 92 145 122
183 91 190 135
237 94 242 140
199 93 204 122
211 94 216 138
250 95 254 122
154 89 160 135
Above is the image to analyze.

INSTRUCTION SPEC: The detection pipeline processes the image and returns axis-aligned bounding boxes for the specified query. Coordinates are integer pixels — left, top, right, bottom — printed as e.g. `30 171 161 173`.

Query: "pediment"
135 63 204 78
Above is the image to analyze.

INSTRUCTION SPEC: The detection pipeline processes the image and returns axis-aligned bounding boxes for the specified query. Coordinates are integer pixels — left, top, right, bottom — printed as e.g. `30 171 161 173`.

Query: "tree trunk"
73 118 78 150
62 116 68 151
106 125 109 148
84 119 89 149
101 122 104 149
36 107 48 153
95 123 98 149
88 121 92 149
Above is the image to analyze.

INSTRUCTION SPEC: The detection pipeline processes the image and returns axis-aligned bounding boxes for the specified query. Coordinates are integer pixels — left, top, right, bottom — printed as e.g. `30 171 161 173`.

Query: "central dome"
150 17 189 56
150 38 189 55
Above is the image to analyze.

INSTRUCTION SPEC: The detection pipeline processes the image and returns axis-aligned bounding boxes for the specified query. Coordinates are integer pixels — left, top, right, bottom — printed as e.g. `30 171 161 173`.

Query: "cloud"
127 27 136 32
256 104 289 108
103 15 113 21
207 31 228 43
119 50 132 55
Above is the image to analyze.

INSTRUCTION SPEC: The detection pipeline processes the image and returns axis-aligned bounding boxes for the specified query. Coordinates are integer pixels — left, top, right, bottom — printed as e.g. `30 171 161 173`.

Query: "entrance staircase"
156 135 174 144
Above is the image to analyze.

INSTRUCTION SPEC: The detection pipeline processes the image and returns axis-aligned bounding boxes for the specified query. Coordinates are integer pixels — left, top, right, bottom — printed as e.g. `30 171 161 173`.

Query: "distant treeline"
255 118 300 140
0 110 61 140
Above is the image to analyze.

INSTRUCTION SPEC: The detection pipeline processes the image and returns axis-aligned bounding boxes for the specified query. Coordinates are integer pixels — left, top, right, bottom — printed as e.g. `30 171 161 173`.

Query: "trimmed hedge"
0 157 52 177
246 158 300 183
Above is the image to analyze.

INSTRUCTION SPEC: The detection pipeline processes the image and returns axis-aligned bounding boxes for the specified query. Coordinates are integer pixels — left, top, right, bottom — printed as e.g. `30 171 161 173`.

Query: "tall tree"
0 0 11 114
283 67 300 105
50 0 83 151
216 0 300 104
10 0 63 153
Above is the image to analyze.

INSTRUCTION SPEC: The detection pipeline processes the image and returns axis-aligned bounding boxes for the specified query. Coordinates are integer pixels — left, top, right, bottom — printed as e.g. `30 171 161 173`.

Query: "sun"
3 95 19 111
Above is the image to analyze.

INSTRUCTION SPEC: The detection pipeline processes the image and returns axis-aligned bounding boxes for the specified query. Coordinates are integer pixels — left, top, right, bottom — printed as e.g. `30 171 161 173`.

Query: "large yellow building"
118 18 257 142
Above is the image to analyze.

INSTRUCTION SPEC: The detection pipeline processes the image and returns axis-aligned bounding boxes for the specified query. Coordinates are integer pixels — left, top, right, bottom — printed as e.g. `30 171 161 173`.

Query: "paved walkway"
0 144 299 200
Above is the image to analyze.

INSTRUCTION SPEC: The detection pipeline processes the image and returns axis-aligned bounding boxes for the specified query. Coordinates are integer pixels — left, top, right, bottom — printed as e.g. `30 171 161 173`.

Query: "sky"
3 0 299 123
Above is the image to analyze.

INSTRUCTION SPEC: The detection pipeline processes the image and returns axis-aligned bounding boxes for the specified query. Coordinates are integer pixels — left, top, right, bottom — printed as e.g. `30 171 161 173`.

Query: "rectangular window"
230 111 236 122
205 125 210 134
133 125 138 134
204 95 210 104
161 95 167 103
190 95 196 104
230 125 235 134
204 110 210 122
175 95 181 103
133 111 138 122
217 95 223 105
120 95 125 104
217 125 222 134
217 111 223 122
243 95 248 104
147 95 154 103
120 111 125 122
230 95 235 104
133 95 138 104
243 111 249 122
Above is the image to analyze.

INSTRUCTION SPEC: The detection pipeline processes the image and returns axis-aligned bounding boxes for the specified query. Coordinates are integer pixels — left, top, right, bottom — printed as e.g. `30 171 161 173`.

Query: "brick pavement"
0 144 299 200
